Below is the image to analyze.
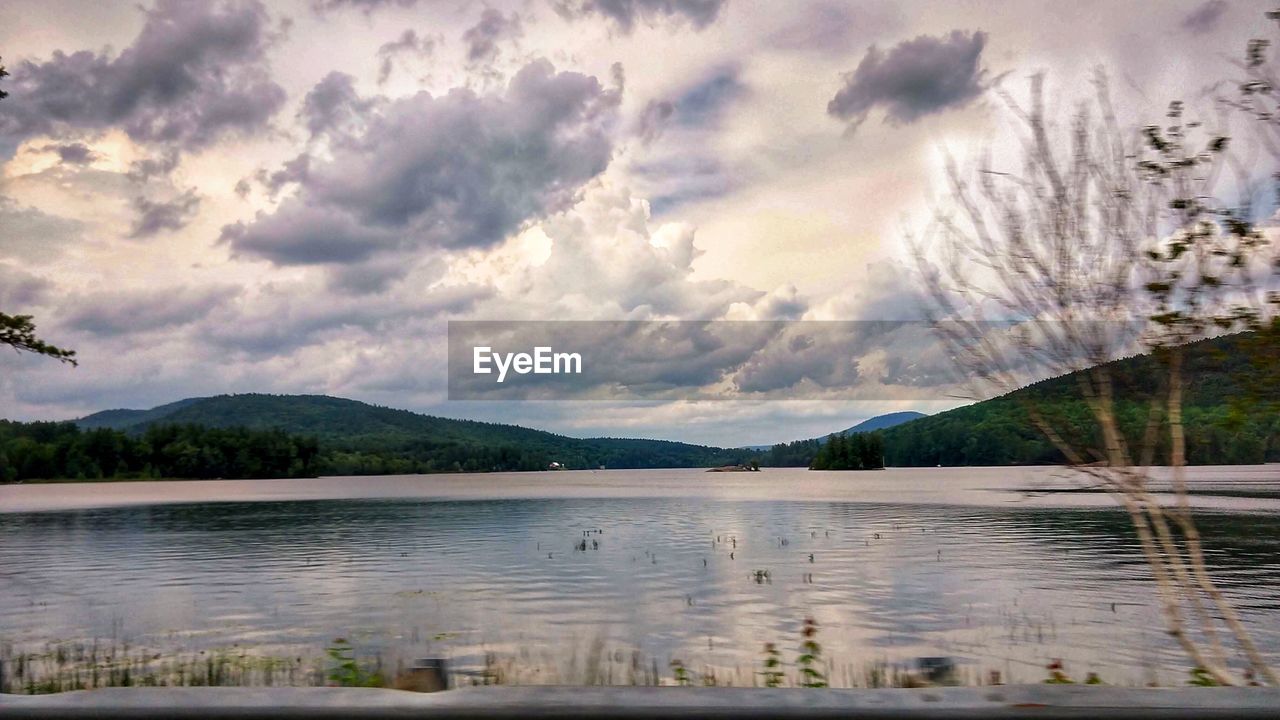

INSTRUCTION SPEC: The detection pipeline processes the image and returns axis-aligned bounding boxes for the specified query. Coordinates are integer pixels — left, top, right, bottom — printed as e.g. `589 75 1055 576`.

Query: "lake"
2 466 1278 689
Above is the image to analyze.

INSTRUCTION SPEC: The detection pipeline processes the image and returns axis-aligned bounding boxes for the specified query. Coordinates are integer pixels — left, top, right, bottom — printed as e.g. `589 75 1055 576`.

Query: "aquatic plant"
760 643 783 688
325 639 385 688
1188 666 1221 687
1043 659 1073 684
797 618 827 688
669 659 690 686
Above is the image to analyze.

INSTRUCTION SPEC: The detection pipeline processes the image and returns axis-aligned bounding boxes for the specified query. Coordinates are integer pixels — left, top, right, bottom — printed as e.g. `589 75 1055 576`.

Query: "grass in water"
0 635 1154 694
797 617 828 688
324 638 385 688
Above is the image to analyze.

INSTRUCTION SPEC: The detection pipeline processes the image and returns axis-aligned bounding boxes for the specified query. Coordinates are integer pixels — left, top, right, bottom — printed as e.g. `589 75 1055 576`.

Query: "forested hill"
73 394 745 474
879 332 1279 467
11 330 1272 482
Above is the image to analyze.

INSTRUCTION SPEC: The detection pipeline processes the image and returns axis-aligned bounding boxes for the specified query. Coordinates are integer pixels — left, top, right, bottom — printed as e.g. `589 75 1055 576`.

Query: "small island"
707 462 760 472
808 432 885 471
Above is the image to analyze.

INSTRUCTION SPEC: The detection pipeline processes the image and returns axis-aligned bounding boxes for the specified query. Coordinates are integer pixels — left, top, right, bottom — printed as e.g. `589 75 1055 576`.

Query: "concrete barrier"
2 684 1278 719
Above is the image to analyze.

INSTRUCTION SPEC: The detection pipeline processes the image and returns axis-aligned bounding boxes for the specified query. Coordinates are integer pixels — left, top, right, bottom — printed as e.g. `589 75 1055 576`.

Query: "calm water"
2 466 1279 687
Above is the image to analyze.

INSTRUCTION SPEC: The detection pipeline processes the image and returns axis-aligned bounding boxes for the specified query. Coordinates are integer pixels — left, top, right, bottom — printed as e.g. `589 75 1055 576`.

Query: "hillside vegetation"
70 394 745 477
0 421 318 482
5 332 1272 481
879 332 1279 467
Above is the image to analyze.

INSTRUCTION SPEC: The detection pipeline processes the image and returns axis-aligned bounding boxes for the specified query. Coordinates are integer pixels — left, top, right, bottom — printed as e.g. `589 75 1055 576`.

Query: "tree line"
0 421 319 482
0 418 757 481
879 400 1279 467
754 433 885 470
808 432 885 471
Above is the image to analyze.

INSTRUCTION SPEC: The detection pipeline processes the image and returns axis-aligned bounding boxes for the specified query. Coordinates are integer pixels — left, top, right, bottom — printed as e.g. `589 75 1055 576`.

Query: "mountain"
740 412 931 451
841 411 927 435
878 332 1279 467
74 393 746 473
57 331 1279 475
76 397 201 431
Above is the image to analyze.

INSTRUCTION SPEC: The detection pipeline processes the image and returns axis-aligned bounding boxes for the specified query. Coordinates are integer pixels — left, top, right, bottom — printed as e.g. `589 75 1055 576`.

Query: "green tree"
1 313 77 365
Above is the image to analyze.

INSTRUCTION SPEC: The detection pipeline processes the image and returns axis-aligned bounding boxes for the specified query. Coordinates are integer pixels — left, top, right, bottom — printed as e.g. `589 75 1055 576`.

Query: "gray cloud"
446 321 973 400
0 0 286 151
65 285 239 337
0 263 52 308
634 154 736 214
312 0 415 13
767 1 861 53
635 99 674 144
299 72 374 139
0 197 84 263
222 203 397 265
126 151 181 183
463 9 523 66
256 154 311 197
828 30 989 130
731 326 862 394
1181 1 1228 34
626 66 745 211
128 189 201 238
223 59 620 275
326 260 412 295
376 29 436 85
555 0 727 33
41 142 96 165
448 321 774 399
671 64 745 127
205 282 489 356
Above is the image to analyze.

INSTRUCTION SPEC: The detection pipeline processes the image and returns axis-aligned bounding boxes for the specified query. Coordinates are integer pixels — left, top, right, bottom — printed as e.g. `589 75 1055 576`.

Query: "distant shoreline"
4 461 1276 487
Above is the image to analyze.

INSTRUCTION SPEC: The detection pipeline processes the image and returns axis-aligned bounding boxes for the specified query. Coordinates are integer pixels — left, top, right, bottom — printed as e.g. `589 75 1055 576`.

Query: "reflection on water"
1 468 1278 687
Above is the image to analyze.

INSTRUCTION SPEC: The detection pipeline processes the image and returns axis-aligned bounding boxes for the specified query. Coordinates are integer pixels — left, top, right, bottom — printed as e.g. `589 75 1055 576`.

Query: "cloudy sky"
0 0 1273 446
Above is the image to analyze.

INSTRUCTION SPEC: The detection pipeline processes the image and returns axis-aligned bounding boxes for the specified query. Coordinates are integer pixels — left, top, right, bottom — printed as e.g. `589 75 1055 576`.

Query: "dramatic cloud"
556 0 727 33
457 184 763 320
463 9 523 66
65 285 239 337
1 0 1268 443
1181 0 1228 34
128 189 201 238
0 0 286 150
223 59 620 275
828 30 989 130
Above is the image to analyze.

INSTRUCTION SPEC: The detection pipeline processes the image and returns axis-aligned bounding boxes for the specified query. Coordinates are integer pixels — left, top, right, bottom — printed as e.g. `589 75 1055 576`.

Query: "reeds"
0 640 322 694
0 631 1143 694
